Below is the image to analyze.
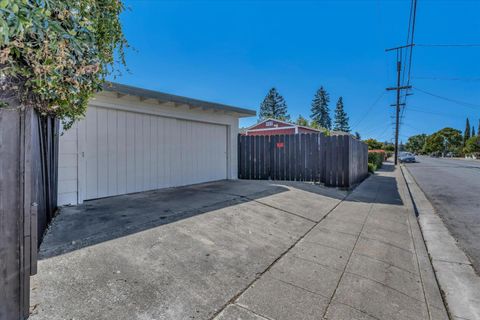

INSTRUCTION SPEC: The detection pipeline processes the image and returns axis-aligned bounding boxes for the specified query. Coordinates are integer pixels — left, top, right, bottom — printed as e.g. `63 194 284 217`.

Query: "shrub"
464 136 480 156
368 150 385 171
368 163 376 173
0 0 128 129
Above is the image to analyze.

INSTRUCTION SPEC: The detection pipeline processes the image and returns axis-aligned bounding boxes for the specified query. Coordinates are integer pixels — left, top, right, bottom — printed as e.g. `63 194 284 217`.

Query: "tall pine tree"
259 88 290 121
472 126 476 137
296 115 309 126
464 118 471 146
310 87 331 130
333 97 350 132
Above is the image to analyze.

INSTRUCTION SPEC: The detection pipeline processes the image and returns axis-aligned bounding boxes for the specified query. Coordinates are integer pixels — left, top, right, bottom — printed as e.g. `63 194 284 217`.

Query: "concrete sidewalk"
30 164 448 320
216 164 448 320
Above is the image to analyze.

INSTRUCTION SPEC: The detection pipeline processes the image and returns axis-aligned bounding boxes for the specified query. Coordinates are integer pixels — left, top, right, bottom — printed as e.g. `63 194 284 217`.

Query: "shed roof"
103 82 256 117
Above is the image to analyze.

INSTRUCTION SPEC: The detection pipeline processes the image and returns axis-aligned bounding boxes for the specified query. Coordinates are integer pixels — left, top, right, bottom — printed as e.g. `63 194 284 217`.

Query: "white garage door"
84 106 227 200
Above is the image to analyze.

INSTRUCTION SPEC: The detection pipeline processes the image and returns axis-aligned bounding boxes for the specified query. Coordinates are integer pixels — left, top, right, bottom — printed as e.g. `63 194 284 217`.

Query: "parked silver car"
399 152 416 163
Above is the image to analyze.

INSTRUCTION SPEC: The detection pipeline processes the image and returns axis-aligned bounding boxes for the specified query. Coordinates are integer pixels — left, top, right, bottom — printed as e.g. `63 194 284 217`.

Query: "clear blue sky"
111 0 480 143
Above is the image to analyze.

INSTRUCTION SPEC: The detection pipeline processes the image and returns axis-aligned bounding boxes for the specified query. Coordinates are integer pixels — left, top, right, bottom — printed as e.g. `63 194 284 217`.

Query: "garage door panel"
107 109 118 197
85 107 98 200
116 111 127 195
159 118 165 187
125 112 136 194
84 106 227 200
97 108 110 198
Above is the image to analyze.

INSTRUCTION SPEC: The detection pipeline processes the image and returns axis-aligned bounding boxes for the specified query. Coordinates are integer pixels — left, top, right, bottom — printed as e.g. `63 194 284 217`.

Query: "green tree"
405 134 427 154
472 126 476 137
333 97 350 132
259 88 290 121
464 118 471 146
382 143 395 152
296 115 309 126
0 0 128 129
424 128 463 155
439 127 463 154
423 133 444 154
464 136 480 155
310 86 331 130
364 138 383 150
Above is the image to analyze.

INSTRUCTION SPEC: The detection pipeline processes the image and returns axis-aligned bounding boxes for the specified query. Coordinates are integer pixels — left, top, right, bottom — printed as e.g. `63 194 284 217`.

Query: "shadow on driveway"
32 168 404 320
42 170 402 261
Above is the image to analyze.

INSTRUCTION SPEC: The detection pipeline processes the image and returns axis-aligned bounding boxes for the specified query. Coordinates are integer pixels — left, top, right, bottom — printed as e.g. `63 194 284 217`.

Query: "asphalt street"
405 156 480 274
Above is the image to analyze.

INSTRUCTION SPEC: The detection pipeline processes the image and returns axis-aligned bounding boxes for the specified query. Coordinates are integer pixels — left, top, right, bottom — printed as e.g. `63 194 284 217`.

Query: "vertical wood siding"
238 133 368 188
75 106 228 201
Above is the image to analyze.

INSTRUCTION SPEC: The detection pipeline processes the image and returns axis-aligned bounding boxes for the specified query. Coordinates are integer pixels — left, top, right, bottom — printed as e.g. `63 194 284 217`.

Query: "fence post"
343 135 350 188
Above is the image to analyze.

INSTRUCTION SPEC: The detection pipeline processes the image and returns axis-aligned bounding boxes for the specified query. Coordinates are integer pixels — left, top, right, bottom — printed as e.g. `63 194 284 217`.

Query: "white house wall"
58 121 79 205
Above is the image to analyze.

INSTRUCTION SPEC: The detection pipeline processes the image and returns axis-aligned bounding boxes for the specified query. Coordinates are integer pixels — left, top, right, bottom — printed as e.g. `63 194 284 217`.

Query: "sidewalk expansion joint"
247 198 318 223
321 183 381 319
353 252 419 276
233 304 274 320
314 226 358 237
267 275 330 299
359 235 414 254
344 270 426 305
431 258 472 266
292 254 344 272
190 187 319 223
329 301 383 320
366 223 412 238
208 194 348 320
301 239 351 253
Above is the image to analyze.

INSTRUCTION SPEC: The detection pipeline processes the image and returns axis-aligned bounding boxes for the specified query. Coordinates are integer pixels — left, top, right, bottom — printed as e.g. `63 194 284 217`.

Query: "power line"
360 121 393 137
412 76 480 82
401 0 414 87
351 91 386 129
407 107 469 119
416 43 480 47
406 0 417 88
401 122 422 131
413 87 480 108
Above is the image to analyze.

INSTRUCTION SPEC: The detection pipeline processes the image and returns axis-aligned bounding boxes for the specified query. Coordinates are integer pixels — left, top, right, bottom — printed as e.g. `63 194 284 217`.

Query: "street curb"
401 165 480 320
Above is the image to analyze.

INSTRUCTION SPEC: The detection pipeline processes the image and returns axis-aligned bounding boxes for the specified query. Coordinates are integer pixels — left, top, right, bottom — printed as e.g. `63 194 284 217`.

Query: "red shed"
244 118 321 136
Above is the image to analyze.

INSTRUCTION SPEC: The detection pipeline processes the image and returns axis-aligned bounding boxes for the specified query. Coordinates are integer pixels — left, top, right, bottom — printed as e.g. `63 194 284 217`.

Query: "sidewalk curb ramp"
401 165 480 320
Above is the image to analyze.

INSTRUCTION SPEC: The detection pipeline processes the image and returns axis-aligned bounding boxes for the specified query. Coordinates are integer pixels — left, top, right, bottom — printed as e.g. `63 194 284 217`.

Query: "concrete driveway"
30 180 346 320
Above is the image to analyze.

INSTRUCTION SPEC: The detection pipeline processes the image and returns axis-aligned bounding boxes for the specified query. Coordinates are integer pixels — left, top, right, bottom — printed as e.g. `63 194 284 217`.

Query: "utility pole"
385 44 413 165
394 61 402 165
385 0 417 165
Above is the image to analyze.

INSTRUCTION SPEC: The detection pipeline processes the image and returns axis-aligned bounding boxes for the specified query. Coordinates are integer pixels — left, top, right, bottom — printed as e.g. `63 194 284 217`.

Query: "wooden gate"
238 133 324 182
238 133 368 188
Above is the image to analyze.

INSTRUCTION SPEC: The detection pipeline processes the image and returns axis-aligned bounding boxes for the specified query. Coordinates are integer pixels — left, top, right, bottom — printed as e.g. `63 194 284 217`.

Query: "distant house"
244 118 321 136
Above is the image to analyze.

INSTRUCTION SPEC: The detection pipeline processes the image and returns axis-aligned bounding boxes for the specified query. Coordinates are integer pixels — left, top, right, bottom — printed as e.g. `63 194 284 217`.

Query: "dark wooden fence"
238 133 368 188
0 107 58 320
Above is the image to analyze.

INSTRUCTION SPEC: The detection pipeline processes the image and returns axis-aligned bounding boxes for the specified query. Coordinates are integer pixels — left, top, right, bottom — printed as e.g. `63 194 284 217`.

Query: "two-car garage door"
83 106 228 200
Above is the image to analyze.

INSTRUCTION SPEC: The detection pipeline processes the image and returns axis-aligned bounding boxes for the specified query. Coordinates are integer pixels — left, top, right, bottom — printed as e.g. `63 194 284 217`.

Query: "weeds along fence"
0 107 58 320
238 133 368 188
